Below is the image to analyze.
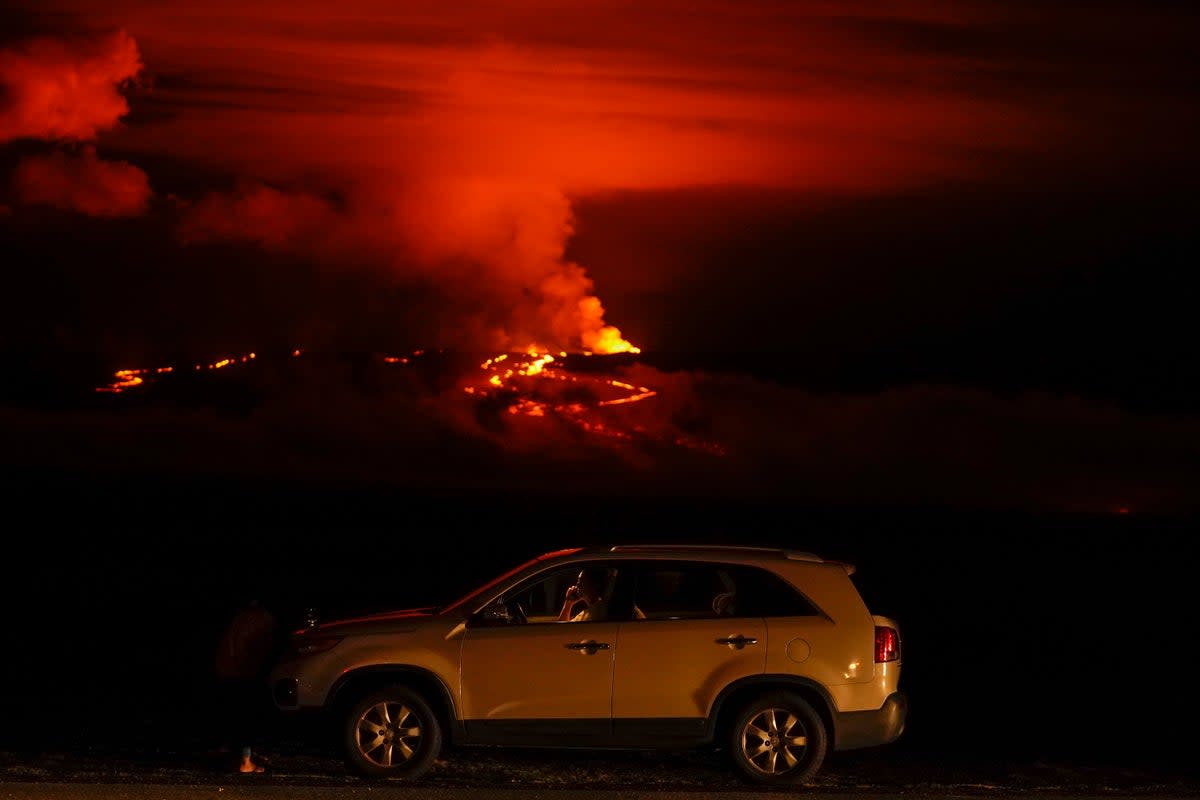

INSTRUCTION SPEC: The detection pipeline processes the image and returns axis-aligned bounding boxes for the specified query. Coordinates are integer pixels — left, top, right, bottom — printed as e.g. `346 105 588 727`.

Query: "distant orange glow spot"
597 390 656 406
96 351 262 392
96 368 146 393
520 353 554 376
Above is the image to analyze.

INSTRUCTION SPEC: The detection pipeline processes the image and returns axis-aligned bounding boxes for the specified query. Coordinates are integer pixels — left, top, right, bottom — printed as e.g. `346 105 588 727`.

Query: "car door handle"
565 640 611 654
716 635 758 650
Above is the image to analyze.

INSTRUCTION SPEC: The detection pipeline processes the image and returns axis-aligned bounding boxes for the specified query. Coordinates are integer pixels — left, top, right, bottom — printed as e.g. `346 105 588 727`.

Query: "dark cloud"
12 144 150 216
0 28 141 143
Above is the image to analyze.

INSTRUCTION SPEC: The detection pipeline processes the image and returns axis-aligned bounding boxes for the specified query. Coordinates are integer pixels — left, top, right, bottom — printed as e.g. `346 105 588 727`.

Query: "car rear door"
610 561 766 740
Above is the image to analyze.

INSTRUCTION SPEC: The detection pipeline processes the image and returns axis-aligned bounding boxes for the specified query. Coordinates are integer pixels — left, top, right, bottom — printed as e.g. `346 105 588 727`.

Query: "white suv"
269 544 906 786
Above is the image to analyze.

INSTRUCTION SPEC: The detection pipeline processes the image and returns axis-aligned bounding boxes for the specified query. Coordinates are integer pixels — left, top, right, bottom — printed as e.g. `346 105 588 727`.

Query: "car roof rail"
608 544 826 563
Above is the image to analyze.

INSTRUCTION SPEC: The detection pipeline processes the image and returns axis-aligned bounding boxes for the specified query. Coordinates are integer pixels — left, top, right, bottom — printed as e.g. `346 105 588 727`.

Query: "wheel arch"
709 675 836 748
328 665 463 745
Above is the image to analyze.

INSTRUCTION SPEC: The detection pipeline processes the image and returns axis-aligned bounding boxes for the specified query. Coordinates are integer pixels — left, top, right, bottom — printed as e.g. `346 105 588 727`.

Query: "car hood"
305 606 441 635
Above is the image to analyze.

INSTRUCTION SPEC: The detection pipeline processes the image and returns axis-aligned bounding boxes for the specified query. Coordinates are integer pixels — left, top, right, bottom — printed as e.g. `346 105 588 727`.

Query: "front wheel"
343 685 442 780
728 691 827 786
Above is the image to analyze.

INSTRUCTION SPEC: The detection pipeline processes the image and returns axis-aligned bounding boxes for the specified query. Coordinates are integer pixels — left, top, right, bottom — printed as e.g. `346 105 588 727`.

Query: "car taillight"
874 626 900 663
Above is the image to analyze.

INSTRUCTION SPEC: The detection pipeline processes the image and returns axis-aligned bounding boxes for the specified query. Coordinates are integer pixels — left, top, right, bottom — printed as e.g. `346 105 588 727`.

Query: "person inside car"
558 568 610 621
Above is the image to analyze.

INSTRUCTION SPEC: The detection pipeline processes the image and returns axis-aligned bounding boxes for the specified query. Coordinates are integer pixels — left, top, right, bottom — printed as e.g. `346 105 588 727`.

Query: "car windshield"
439 548 582 615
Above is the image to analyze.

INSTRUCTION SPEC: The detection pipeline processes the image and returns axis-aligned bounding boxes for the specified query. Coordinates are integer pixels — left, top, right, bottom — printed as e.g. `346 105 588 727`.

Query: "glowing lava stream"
472 349 655 405
95 352 261 392
93 346 723 454
93 347 657 408
466 348 658 442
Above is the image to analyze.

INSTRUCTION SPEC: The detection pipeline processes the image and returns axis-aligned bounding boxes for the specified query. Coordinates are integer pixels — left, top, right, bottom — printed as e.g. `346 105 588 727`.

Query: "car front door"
458 564 619 744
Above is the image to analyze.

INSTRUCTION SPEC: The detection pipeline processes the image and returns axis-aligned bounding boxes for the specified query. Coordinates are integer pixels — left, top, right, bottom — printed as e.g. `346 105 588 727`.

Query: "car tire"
343 685 442 780
728 691 827 786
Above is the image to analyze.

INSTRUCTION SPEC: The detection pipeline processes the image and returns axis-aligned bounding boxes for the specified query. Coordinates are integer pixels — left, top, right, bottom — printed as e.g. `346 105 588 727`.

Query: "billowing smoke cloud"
177 179 636 352
0 29 141 143
177 183 339 251
13 145 150 216
2 29 151 217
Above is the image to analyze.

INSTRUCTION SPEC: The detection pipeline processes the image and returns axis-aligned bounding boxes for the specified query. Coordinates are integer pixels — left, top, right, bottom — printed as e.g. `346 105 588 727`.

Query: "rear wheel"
342 685 442 780
728 691 827 786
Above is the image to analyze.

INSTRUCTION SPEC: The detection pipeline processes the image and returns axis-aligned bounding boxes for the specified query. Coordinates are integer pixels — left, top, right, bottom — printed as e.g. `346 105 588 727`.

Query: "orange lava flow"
92 345 724 455
472 346 657 425
96 352 256 393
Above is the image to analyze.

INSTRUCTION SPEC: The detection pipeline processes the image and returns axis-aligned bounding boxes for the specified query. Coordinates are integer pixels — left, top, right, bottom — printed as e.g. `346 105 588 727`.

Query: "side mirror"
473 599 513 627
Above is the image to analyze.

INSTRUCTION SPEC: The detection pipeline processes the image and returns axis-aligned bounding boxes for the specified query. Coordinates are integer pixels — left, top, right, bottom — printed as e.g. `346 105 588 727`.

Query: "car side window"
628 562 736 620
628 562 822 620
499 566 580 624
727 565 822 617
498 563 631 624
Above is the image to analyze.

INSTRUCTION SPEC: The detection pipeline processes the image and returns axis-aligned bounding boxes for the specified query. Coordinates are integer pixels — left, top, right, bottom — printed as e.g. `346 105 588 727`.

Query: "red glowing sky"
2 1 1199 514
20 1 1050 191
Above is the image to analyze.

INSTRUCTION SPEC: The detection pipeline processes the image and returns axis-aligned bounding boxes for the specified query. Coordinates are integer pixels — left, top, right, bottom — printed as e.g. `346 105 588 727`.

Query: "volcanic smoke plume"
3 2 1081 357
12 1 1065 357
177 179 638 355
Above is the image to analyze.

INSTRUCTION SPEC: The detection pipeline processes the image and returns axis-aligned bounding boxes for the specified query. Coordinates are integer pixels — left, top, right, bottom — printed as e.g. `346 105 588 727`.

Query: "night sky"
2 1 1199 514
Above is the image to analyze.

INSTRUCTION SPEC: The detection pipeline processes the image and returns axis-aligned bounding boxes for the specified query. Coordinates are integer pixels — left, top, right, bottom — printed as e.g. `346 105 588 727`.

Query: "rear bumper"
832 691 907 751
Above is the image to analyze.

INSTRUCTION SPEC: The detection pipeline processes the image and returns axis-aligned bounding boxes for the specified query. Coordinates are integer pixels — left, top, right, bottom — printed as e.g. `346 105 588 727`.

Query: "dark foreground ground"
0 466 1195 794
3 741 1199 796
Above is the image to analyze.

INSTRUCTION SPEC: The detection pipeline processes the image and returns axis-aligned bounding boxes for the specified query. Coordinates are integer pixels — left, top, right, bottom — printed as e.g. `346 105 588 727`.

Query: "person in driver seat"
559 568 610 621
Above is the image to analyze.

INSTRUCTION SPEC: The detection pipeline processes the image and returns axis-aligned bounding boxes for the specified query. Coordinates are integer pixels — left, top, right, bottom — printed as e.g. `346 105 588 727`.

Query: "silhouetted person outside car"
213 596 279 773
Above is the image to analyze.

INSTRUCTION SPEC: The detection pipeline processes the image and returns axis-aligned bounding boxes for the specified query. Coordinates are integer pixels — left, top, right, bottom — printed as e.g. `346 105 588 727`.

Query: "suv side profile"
269 544 907 786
